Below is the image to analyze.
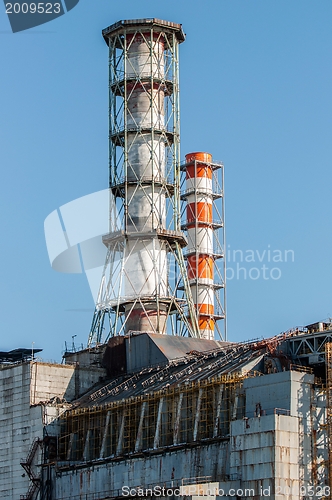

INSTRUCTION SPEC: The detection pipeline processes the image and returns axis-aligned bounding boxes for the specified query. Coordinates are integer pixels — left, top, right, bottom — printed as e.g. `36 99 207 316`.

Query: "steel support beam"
173 392 183 445
135 402 147 452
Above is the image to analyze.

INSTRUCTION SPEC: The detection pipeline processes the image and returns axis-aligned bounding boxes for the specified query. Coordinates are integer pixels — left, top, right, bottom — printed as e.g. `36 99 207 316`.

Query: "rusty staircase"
20 438 42 500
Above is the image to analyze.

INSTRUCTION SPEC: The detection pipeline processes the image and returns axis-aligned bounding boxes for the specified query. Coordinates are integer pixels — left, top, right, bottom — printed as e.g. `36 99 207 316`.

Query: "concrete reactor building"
0 18 331 500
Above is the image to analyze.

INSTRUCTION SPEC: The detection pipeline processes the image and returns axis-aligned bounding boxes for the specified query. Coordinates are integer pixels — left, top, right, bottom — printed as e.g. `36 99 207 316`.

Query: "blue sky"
1 0 331 360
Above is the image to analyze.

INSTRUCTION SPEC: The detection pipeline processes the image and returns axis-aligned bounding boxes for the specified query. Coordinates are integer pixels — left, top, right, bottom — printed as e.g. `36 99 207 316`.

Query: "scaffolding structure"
88 19 199 345
326 342 332 497
58 374 245 462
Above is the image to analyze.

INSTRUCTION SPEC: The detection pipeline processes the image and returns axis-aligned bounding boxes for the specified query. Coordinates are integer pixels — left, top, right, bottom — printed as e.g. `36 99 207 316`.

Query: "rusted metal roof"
72 342 264 409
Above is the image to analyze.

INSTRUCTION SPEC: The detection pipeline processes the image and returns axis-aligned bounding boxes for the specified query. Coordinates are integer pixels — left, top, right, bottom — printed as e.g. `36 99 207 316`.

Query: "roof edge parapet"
102 18 185 45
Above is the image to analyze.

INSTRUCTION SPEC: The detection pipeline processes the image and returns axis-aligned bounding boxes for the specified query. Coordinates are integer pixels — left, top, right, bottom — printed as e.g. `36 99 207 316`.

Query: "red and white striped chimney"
185 152 215 340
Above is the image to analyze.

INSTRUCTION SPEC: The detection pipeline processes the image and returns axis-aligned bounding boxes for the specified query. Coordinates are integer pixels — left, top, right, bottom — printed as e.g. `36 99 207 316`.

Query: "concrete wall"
230 414 300 500
50 442 230 500
0 361 320 500
0 361 105 499
49 411 323 500
243 370 322 492
64 346 107 369
30 361 105 403
0 362 32 498
244 371 314 417
43 369 328 500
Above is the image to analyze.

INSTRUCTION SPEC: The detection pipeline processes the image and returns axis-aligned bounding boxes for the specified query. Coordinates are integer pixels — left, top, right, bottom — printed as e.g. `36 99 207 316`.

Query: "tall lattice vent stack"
88 19 200 344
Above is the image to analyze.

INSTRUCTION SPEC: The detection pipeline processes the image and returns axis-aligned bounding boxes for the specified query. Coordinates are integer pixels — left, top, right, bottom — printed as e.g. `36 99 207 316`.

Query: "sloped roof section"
72 340 265 409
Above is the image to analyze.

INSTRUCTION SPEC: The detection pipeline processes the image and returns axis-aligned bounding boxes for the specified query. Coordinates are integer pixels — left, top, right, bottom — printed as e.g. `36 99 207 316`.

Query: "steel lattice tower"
88 19 199 345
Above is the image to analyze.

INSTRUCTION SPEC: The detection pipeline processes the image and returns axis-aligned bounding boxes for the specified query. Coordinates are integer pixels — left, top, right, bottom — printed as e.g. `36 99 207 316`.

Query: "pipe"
124 31 167 332
185 152 215 340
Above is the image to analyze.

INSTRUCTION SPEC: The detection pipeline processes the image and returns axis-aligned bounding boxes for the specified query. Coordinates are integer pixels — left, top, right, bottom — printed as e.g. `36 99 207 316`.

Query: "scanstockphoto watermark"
121 485 272 497
226 245 295 281
121 484 330 497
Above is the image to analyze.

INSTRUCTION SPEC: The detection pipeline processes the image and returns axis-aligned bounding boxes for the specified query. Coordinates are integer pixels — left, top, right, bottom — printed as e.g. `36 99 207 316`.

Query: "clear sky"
1 0 331 361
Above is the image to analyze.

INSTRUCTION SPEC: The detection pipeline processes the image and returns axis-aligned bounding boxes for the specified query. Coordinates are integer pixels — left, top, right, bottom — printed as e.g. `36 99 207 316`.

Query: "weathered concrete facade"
0 341 328 500
0 361 105 499
41 370 327 500
51 442 230 500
